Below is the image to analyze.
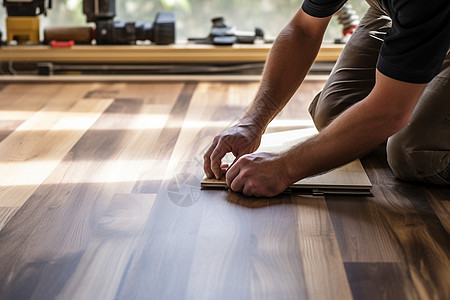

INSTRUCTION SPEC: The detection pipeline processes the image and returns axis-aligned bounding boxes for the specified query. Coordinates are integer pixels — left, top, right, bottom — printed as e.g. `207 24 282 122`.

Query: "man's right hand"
203 122 263 179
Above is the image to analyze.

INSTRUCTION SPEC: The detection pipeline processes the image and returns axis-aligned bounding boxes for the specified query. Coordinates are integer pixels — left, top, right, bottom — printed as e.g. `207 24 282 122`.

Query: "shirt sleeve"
302 0 348 18
377 0 450 83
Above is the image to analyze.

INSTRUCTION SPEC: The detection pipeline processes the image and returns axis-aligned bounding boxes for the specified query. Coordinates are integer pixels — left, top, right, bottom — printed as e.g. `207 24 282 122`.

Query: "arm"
204 8 332 179
226 71 426 197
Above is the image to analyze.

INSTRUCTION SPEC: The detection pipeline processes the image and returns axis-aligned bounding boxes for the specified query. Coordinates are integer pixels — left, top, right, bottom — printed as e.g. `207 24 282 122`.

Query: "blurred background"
0 0 369 43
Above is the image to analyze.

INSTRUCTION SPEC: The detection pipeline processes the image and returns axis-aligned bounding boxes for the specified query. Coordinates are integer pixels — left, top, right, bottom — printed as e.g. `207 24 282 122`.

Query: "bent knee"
309 92 344 131
387 135 450 185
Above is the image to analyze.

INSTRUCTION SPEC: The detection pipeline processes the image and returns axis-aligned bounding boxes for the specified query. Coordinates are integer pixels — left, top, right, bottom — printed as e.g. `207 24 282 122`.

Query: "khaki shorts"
309 1 450 184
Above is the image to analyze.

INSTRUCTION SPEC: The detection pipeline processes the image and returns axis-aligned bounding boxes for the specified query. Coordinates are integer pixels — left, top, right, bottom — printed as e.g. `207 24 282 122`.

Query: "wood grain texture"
0 207 19 231
292 195 353 300
57 193 156 300
0 97 113 207
0 81 448 300
325 194 401 262
345 262 419 300
202 128 372 194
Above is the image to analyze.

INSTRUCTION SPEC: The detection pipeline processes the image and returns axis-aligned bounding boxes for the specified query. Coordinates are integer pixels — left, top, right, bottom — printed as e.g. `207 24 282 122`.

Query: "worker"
203 0 450 197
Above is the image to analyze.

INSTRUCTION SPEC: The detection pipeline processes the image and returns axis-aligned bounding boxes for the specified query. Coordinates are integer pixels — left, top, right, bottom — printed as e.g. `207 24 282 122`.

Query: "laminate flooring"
0 80 448 300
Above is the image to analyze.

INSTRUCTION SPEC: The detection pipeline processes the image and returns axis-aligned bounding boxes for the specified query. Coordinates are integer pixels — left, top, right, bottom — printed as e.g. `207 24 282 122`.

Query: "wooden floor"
0 80 448 300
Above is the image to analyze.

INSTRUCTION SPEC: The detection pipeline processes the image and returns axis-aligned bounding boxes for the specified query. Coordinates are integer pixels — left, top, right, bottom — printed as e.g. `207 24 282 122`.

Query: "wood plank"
57 194 156 300
202 128 372 194
292 195 353 300
373 184 450 300
0 207 19 232
345 262 420 300
0 97 146 299
360 142 450 298
0 84 185 299
0 83 63 110
0 80 448 300
0 120 23 142
184 192 253 300
248 194 308 300
117 82 259 299
132 82 197 194
424 187 450 233
325 194 401 262
0 97 113 207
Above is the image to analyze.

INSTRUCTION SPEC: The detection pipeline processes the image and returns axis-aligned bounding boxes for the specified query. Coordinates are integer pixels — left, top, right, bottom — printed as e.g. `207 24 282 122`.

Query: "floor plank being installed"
0 80 448 300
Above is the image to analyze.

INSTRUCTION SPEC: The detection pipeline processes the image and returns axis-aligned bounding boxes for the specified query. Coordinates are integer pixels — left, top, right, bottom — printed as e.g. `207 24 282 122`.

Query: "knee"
309 80 373 131
387 133 450 184
309 91 342 131
386 134 414 181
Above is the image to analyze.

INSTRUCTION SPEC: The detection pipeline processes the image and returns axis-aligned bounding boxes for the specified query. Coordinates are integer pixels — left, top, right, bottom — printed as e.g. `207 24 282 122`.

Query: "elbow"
385 110 413 136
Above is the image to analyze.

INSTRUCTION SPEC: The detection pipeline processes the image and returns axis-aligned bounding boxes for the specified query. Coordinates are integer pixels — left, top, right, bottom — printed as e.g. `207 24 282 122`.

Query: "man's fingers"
210 142 230 179
229 173 245 193
226 159 240 188
203 140 218 179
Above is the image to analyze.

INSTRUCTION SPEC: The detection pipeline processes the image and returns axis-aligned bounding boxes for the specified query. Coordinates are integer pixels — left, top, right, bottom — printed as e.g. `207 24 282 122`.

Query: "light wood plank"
0 98 113 207
292 195 353 300
202 128 372 194
184 193 253 300
248 195 308 300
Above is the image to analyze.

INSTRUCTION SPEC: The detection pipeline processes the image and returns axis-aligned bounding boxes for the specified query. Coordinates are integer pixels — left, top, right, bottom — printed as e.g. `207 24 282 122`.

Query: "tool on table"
3 0 51 44
188 16 270 46
3 0 176 45
44 0 175 45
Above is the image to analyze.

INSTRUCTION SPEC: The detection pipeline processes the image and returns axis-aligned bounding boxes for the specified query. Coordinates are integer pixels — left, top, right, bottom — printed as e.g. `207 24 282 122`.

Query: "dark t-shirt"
302 0 450 83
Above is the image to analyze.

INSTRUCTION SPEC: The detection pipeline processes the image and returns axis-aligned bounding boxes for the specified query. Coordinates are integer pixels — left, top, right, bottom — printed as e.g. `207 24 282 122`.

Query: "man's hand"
203 123 263 179
225 152 291 197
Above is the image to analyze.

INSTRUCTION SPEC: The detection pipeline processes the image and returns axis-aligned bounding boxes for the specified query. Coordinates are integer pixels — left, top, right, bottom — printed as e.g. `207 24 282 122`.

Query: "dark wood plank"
373 184 450 300
423 186 450 236
325 194 401 262
345 262 419 300
361 145 450 299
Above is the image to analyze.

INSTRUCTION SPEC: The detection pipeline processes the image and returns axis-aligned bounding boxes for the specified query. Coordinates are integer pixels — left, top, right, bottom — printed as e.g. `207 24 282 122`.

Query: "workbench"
0 43 344 63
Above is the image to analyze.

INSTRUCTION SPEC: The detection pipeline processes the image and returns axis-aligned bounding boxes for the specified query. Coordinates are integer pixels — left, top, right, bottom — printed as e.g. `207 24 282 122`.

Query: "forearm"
283 100 393 182
241 10 330 133
282 72 426 183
